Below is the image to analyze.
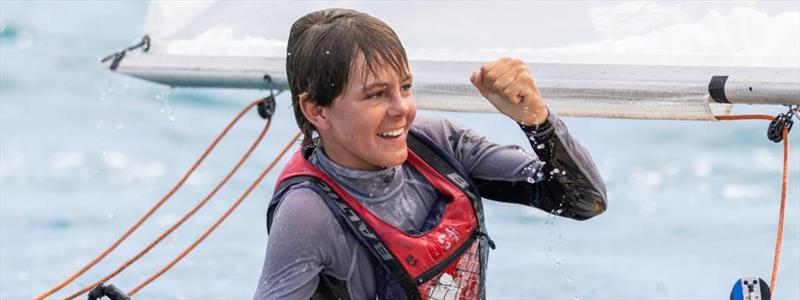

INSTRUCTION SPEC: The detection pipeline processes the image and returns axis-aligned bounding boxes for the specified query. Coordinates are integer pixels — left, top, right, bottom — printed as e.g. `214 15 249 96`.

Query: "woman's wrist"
516 105 549 126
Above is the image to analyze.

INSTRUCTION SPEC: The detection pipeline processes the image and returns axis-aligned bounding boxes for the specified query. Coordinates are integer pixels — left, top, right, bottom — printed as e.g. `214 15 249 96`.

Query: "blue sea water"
1 2 798 299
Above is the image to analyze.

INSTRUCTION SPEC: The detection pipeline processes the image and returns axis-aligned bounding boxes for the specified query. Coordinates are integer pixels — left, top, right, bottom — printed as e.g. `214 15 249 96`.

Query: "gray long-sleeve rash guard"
254 112 607 299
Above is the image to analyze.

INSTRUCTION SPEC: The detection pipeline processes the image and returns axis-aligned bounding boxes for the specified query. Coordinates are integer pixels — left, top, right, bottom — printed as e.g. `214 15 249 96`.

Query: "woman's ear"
298 92 330 130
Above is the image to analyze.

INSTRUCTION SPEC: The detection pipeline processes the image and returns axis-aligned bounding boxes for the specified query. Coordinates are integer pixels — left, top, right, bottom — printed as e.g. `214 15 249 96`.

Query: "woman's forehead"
349 54 411 87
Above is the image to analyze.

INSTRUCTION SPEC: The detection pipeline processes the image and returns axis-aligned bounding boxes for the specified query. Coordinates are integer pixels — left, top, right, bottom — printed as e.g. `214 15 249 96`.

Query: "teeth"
378 128 404 137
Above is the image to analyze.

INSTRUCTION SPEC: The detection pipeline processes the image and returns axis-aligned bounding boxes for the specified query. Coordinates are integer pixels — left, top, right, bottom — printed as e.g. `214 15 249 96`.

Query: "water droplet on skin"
325 50 330 55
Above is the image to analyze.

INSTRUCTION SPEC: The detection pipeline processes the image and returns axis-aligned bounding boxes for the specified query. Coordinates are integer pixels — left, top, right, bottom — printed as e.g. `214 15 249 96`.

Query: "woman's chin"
377 148 408 168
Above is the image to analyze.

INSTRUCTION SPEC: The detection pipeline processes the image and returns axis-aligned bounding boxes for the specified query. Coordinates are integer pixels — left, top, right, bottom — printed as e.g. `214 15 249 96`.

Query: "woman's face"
318 55 416 171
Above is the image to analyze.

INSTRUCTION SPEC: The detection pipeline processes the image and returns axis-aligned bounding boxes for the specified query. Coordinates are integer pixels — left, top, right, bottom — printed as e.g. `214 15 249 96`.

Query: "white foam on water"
101 150 166 183
692 160 713 178
721 184 768 199
120 161 166 183
0 150 28 182
158 213 180 227
49 151 85 170
186 170 213 186
632 169 664 188
102 150 129 169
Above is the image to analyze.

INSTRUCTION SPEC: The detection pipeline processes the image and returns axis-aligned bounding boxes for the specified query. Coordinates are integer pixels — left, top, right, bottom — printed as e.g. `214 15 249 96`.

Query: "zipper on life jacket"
413 231 479 284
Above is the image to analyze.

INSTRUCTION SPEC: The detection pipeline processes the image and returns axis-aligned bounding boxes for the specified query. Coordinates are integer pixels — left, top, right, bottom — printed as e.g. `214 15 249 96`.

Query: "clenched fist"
470 58 549 126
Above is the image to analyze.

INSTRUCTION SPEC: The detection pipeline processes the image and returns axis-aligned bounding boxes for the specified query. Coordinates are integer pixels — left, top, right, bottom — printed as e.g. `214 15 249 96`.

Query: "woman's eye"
366 91 384 100
401 84 412 92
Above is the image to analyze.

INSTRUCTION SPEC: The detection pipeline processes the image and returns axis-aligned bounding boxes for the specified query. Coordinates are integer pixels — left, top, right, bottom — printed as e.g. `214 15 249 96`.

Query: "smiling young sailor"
254 8 607 300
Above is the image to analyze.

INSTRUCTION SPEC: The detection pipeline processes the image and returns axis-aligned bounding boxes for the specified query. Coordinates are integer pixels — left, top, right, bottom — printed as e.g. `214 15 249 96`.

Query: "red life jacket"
270 132 489 299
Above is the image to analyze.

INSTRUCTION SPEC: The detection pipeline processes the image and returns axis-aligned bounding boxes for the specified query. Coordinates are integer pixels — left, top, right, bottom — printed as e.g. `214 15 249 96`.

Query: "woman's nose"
387 91 411 117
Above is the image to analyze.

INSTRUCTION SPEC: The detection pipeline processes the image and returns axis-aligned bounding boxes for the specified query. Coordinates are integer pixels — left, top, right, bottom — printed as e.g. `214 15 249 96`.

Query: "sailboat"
35 1 799 299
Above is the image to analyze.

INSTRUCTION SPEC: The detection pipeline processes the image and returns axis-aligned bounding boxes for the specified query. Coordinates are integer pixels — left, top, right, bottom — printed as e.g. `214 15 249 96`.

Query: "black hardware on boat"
258 75 277 119
708 75 730 104
101 35 151 71
768 105 796 143
87 283 130 300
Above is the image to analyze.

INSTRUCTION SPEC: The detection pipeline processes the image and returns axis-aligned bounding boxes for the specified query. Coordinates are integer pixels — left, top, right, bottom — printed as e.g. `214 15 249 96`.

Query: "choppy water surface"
1 2 798 299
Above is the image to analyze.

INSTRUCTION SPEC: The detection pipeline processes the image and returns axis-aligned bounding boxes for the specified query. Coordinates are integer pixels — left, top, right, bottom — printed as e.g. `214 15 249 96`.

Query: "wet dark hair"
286 8 409 146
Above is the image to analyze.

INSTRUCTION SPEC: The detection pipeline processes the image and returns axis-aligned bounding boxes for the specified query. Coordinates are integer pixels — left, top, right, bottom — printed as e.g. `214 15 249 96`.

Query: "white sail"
105 1 800 120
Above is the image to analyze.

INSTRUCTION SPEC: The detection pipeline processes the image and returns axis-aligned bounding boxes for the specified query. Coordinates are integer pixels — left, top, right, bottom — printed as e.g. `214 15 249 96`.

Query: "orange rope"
717 114 791 295
716 114 775 121
127 131 301 296
63 117 273 299
771 126 789 293
35 99 264 300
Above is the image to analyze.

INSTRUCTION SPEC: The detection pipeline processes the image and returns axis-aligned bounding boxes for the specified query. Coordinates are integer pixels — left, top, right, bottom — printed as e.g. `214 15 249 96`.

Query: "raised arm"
413 58 606 220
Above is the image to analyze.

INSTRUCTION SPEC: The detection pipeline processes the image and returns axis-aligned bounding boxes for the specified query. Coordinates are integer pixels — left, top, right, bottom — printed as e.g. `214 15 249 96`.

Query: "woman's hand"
470 58 548 125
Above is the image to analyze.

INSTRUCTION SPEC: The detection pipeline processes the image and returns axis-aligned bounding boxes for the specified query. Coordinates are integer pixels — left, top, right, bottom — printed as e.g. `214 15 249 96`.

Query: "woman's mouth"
377 128 404 139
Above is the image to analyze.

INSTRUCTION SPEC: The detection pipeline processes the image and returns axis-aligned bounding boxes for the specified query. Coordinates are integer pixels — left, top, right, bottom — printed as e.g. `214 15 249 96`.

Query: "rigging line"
771 126 788 294
35 99 264 300
64 112 273 300
126 131 302 296
717 114 792 295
